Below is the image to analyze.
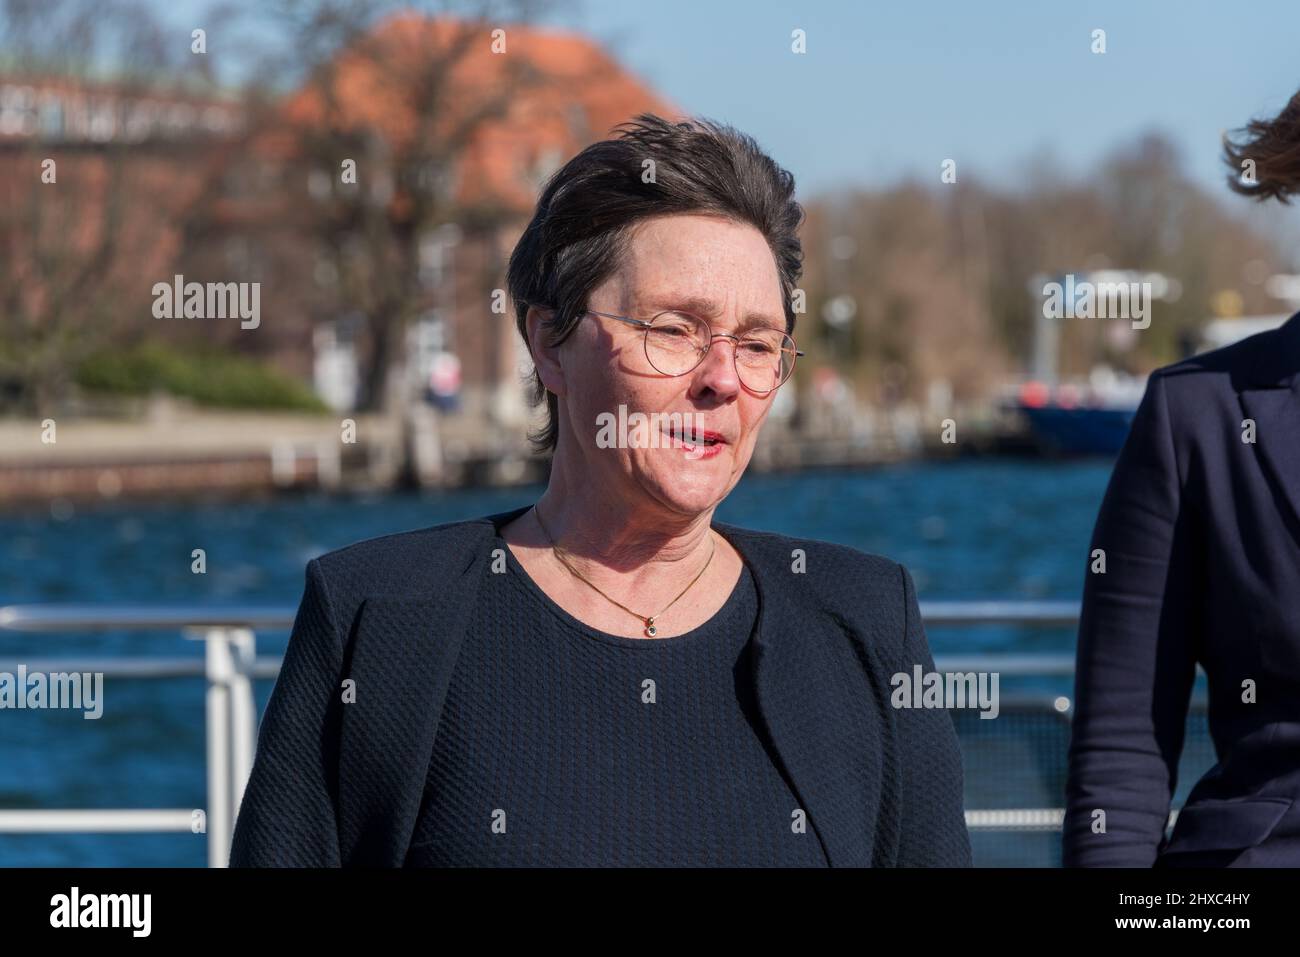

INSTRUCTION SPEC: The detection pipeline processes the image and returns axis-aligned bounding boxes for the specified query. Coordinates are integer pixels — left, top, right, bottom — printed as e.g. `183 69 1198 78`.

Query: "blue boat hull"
1018 405 1136 456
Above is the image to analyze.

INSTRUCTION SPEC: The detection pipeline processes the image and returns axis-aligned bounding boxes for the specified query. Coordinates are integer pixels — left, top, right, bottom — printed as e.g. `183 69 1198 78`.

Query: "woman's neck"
530 485 715 575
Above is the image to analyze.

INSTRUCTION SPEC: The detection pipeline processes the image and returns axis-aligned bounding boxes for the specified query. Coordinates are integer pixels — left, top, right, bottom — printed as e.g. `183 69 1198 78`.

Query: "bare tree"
0 0 218 412
227 0 560 424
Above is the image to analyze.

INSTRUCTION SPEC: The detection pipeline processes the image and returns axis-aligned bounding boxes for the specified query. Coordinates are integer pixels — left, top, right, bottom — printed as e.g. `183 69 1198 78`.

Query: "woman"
1063 93 1300 866
230 114 972 868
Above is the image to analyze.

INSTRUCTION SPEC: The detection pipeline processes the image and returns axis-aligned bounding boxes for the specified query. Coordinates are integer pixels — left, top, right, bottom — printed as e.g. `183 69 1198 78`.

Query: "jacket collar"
339 504 883 866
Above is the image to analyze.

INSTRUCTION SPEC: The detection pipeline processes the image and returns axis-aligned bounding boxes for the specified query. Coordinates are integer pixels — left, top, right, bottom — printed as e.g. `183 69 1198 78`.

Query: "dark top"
405 538 828 867
229 506 972 868
1064 310 1300 867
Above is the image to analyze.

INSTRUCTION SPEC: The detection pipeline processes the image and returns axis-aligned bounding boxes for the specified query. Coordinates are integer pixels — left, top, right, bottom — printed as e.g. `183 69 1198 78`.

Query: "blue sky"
552 0 1300 200
155 0 1300 207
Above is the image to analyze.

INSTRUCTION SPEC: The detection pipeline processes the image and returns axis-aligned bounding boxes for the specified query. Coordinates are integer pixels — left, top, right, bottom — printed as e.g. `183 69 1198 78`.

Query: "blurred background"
2 0 1298 866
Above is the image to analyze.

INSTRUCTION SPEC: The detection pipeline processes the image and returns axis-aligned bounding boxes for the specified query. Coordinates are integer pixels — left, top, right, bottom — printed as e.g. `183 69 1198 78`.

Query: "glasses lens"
735 329 797 393
642 312 798 392
644 311 709 375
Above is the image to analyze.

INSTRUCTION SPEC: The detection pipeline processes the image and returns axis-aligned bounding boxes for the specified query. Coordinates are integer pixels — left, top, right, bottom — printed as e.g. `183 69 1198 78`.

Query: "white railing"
1 599 1117 866
0 606 280 868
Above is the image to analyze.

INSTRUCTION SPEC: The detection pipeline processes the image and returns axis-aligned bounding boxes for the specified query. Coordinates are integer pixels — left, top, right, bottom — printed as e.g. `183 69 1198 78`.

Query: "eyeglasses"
583 308 803 395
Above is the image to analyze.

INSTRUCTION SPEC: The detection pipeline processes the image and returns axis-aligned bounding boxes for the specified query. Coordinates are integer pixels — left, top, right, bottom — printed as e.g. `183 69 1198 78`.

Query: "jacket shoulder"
1155 311 1300 390
310 515 496 607
718 522 904 603
1127 315 1300 454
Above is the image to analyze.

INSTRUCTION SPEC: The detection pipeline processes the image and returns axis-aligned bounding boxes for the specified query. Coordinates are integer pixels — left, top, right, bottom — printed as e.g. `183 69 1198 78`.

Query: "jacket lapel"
1237 313 1300 544
716 523 885 867
338 538 491 866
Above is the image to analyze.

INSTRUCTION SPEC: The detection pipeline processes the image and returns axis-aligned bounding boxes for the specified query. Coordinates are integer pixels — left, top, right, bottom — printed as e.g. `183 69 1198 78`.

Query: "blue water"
0 460 1127 866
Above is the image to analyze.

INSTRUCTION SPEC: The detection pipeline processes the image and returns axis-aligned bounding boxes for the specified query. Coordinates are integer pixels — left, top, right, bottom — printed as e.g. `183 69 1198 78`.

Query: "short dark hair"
506 113 804 455
1223 90 1300 203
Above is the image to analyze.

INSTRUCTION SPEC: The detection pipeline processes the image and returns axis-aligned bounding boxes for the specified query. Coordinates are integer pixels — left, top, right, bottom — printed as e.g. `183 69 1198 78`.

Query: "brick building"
1 17 674 437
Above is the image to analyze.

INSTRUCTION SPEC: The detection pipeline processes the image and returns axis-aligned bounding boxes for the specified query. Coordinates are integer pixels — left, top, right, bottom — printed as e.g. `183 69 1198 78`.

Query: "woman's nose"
692 334 742 392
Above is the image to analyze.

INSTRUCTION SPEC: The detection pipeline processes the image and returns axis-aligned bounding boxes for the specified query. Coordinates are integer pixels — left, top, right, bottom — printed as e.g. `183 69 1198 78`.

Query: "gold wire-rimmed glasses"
582 308 803 395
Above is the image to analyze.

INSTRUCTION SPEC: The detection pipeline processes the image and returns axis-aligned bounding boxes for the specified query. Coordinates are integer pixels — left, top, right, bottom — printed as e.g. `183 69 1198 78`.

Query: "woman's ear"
526 305 567 398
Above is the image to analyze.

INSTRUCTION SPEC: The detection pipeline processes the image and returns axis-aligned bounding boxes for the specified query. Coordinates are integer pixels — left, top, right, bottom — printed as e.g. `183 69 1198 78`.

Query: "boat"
1009 313 1295 456
1008 369 1144 455
1010 368 1146 456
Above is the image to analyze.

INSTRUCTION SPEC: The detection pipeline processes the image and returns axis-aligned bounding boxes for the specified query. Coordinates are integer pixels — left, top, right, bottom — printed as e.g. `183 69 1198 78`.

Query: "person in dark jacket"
1064 92 1300 867
229 113 972 868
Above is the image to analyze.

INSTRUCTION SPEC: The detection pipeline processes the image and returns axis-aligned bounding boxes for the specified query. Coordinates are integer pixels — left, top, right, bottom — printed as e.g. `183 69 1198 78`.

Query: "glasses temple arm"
586 309 653 329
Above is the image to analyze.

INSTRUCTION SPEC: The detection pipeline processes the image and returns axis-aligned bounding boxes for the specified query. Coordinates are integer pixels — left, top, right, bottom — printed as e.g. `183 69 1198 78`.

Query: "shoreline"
0 402 1037 512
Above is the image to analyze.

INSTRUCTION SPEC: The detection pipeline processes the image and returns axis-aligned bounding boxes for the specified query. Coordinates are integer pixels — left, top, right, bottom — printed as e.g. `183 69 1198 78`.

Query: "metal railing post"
203 628 235 869
228 627 257 838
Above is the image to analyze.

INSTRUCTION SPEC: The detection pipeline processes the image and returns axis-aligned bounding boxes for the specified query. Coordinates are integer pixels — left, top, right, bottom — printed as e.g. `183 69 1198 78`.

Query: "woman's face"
546 213 790 522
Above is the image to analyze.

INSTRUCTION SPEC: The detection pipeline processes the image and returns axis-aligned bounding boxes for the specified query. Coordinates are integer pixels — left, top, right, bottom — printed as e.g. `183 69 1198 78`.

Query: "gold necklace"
532 505 716 637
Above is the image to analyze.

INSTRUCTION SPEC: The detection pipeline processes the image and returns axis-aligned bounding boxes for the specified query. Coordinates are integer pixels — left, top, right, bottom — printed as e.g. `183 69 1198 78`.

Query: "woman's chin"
636 460 734 515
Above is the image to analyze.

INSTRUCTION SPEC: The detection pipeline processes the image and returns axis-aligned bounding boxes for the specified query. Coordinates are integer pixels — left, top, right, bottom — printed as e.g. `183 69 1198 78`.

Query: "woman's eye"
654 316 698 337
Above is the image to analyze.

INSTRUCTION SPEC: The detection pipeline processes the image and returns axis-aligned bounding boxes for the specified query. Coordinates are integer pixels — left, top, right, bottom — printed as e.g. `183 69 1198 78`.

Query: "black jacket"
1064 311 1300 866
230 505 973 867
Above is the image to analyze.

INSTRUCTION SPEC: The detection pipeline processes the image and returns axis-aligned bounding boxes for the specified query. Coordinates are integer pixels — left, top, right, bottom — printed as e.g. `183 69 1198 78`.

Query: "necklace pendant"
645 617 657 638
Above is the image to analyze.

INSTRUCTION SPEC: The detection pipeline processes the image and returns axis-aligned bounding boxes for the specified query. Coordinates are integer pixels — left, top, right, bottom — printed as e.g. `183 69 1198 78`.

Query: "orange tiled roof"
281 14 678 212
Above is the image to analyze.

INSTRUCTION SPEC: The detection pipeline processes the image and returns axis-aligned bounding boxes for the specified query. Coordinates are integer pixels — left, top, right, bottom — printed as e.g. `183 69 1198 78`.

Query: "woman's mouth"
664 425 727 459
